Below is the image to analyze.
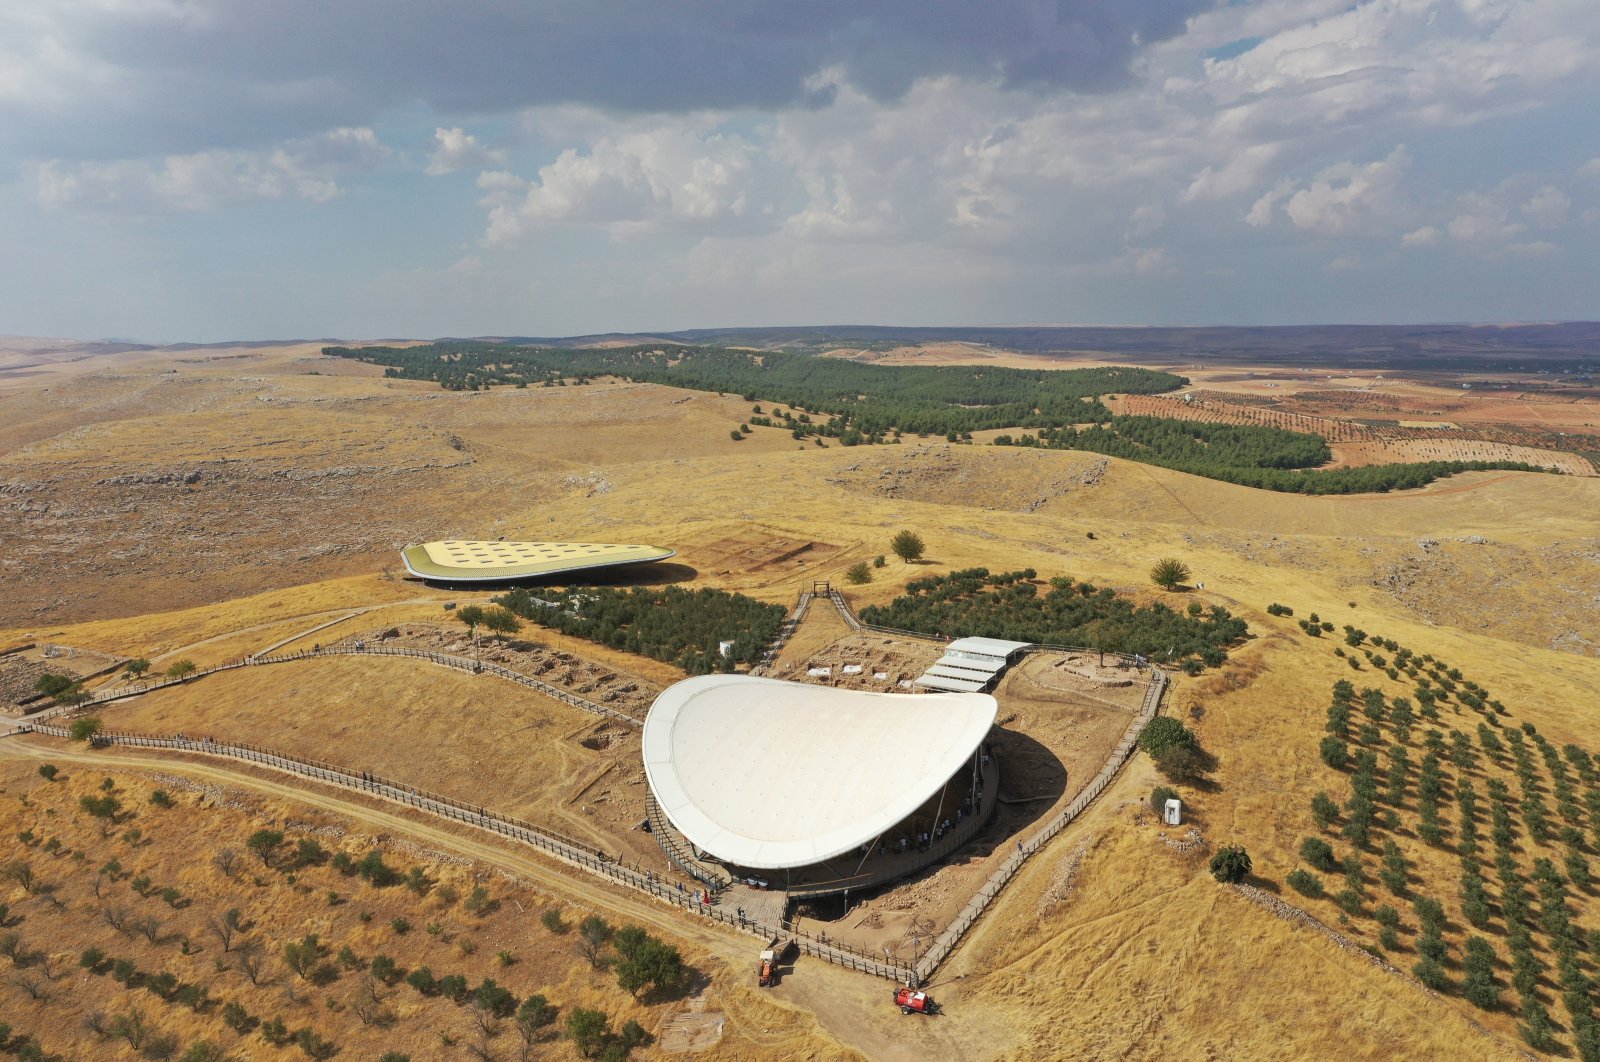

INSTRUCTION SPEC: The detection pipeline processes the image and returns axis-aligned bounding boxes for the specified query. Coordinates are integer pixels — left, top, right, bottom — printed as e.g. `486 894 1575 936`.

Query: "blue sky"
1 0 1597 341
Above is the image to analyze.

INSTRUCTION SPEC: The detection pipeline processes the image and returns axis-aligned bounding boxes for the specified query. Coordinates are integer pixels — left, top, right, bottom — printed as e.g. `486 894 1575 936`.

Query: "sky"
1 0 1598 342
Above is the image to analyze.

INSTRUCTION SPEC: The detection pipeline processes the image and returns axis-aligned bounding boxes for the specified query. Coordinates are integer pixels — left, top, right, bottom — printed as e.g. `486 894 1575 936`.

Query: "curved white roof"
643 674 997 870
399 540 674 582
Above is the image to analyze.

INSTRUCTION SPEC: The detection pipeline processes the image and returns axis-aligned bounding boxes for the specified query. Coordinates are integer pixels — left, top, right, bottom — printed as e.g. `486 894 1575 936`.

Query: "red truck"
893 987 941 1015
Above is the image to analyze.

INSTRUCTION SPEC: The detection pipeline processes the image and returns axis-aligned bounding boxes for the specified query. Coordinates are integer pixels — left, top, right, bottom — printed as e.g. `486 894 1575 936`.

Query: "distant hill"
482 323 1600 373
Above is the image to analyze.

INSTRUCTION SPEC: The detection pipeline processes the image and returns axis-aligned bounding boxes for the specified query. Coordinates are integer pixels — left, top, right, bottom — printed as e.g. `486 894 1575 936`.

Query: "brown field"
1112 392 1600 474
4 337 1600 1059
1328 439 1595 474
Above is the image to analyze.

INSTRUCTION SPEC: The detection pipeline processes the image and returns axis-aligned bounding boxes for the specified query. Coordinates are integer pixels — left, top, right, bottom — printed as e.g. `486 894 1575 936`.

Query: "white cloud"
1401 225 1441 248
1110 246 1172 275
36 127 389 213
1521 184 1570 228
1244 148 1410 235
1126 202 1166 240
1447 196 1525 245
426 127 505 175
1581 158 1600 179
483 126 772 244
1182 145 1282 203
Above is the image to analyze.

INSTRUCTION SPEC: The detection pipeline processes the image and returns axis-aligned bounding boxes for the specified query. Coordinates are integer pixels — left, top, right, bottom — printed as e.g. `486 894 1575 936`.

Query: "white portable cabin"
1163 797 1182 826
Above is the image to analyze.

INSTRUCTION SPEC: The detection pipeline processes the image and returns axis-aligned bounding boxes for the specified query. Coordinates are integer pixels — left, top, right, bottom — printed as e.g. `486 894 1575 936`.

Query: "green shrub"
1208 846 1251 884
1462 936 1501 1009
567 1008 611 1058
370 954 399 982
1299 837 1337 873
1413 954 1449 990
261 1018 290 1046
1287 870 1324 897
1138 717 1196 759
1310 792 1339 828
1154 744 1209 784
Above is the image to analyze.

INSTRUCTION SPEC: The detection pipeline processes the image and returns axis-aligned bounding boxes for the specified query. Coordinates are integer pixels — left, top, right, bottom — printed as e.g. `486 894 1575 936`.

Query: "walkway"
723 883 789 933
2 720 914 985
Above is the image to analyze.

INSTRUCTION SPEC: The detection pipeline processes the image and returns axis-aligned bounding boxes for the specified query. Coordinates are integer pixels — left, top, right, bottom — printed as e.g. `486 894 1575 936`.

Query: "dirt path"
1339 471 1520 500
0 735 968 1059
144 596 447 663
0 734 726 949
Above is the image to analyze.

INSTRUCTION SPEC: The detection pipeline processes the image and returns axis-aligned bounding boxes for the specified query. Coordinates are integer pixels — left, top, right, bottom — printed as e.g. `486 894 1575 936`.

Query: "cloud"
1243 148 1409 235
36 127 389 213
0 0 1215 161
483 126 773 244
1401 225 1441 248
426 128 505 176
1520 184 1570 228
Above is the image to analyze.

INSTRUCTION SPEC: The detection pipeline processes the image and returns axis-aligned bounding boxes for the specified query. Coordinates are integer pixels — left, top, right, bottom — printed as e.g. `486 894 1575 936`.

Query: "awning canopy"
643 675 996 870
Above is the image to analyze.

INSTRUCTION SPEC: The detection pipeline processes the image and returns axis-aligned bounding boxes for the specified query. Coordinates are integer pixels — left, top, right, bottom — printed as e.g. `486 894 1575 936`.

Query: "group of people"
874 796 978 857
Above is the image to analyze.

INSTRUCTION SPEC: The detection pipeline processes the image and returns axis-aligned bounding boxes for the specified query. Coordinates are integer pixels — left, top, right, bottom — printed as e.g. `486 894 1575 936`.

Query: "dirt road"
0 735 1002 1060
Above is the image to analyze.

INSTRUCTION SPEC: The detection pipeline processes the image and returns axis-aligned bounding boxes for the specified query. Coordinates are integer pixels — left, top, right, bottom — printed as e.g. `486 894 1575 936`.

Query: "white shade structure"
399 540 675 582
643 674 997 870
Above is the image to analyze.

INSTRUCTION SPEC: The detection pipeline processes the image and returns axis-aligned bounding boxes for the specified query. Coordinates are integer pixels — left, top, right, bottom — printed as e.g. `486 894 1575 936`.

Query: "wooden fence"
14 720 915 984
751 592 812 675
19 586 1167 987
912 667 1167 982
645 792 733 891
66 644 642 728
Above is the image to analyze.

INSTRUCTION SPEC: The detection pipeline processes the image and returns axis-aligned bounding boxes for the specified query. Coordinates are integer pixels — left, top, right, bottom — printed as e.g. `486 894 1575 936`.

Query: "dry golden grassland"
103 656 661 861
0 750 857 1060
4 340 1600 1059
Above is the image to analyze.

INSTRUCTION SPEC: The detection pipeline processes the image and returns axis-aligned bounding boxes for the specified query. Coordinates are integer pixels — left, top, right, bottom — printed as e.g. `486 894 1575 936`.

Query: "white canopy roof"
643 675 997 870
913 674 990 693
945 636 1033 660
932 654 1005 676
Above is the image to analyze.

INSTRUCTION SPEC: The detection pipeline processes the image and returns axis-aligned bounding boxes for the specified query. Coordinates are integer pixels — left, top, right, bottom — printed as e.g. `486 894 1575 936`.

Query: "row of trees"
34 656 199 713
321 342 1185 438
1288 633 1600 1056
493 585 787 673
995 416 1547 494
858 567 1248 666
